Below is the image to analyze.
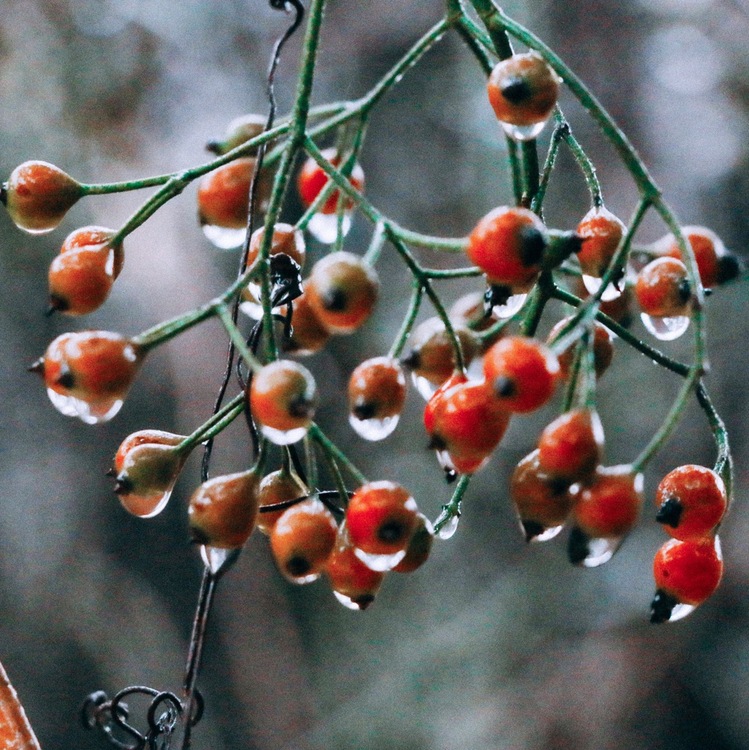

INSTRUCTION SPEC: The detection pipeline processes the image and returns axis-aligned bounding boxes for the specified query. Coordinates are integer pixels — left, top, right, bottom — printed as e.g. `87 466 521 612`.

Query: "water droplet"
306 212 352 244
583 274 623 302
525 523 564 543
332 590 369 610
499 120 548 142
411 372 439 401
47 388 123 424
640 313 691 341
491 292 527 318
200 545 239 575
668 602 697 622
259 424 309 446
349 413 399 441
436 514 460 540
580 535 621 567
119 489 173 519
202 224 246 250
353 546 407 572
287 571 321 585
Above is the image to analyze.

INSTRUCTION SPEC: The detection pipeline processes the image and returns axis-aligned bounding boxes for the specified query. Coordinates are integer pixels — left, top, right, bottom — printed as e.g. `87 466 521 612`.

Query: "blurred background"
1 0 748 748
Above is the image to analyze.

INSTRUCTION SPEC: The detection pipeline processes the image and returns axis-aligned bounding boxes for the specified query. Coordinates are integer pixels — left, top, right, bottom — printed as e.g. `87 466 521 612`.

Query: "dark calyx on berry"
494 376 516 398
444 466 458 484
650 589 679 624
656 496 683 528
522 520 545 543
55 366 75 389
377 519 407 544
567 527 590 565
677 278 692 305
28 358 45 375
189 526 211 545
352 400 378 420
518 225 547 267
288 393 315 419
400 350 420 370
353 594 376 610
716 254 743 285
113 477 133 495
484 284 513 315
500 76 532 104
321 287 348 312
285 555 312 577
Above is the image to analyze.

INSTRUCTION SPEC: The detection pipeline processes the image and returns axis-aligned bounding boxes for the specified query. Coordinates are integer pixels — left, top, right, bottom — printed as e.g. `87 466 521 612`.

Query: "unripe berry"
306 252 379 334
249 360 317 444
256 469 308 535
297 148 364 214
2 161 82 233
467 206 547 288
270 497 338 583
188 469 260 549
206 113 266 155
655 465 727 541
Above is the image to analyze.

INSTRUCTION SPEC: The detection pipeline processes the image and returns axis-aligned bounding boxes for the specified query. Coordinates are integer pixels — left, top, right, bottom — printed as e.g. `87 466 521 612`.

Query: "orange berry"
466 206 547 288
423 371 469 436
249 360 317 444
537 409 604 483
297 148 364 214
256 469 308 535
281 280 331 355
576 206 626 278
2 160 82 233
48 245 115 315
188 469 260 549
270 497 338 583
483 335 560 413
510 449 574 542
635 257 691 318
655 465 727 542
325 525 385 610
246 222 306 269
487 53 559 134
393 513 434 573
206 113 266 155
651 536 723 622
547 318 614 379
348 357 406 440
61 225 123 278
306 252 379 333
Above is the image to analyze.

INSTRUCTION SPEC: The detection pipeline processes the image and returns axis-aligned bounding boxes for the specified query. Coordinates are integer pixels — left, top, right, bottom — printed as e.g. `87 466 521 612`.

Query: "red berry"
547 318 614 380
249 360 317 444
325 524 384 610
281 280 331 355
537 409 604 483
346 481 419 558
635 257 691 318
426 380 511 474
423 371 468 436
483 335 560 413
256 469 308 535
188 469 260 549
32 331 143 424
113 430 187 518
48 245 115 315
2 160 82 233
61 225 123 278
246 222 306 270
270 497 338 583
651 537 723 622
466 206 547 288
348 357 407 440
297 148 364 215
393 513 434 573
486 53 559 133
655 465 727 541
510 450 574 542
306 251 379 333
576 206 626 278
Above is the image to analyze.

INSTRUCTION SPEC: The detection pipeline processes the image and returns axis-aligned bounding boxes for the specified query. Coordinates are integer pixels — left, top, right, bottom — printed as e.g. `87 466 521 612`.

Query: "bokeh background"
1 0 749 748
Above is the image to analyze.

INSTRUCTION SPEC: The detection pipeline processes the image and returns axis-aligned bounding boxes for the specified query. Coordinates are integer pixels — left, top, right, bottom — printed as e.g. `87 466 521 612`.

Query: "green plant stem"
363 221 387 266
316 441 350 510
433 474 471 535
308 423 368 486
215 304 263 373
389 281 424 359
178 393 247 454
696 382 733 502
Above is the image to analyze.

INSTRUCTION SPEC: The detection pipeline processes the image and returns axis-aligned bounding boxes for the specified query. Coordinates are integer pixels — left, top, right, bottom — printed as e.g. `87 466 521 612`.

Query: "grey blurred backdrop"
1 0 748 748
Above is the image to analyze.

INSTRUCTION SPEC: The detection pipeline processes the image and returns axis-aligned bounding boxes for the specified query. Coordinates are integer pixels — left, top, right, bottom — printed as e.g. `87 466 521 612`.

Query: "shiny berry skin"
346 481 419 557
297 148 364 215
2 161 82 233
401 317 478 390
32 331 143 423
306 251 379 333
483 335 560 413
270 497 338 583
348 357 406 429
246 222 306 269
281 280 331 355
635 257 691 318
655 226 740 288
510 450 573 542
188 469 260 549
423 371 468 436
393 513 434 573
537 409 604 483
655 465 727 541
547 318 614 380
449 291 503 350
466 206 547 288
427 380 511 474
652 537 723 611
206 113 266 155
249 360 317 444
197 157 271 230
576 206 626 278
48 244 115 315
571 465 643 539
113 430 187 518
325 525 384 610
61 225 123 278
486 53 559 129
256 469 308 535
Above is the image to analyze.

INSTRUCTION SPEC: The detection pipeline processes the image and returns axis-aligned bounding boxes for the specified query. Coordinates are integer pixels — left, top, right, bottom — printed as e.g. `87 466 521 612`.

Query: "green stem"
423 267 482 279
389 282 424 359
215 304 263 373
308 423 368 486
433 474 471 535
695 383 733 503
363 221 387 266
316 441 350 510
178 393 247 453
